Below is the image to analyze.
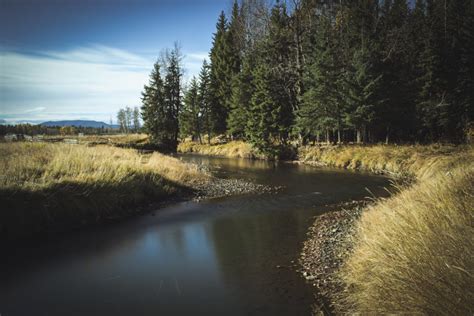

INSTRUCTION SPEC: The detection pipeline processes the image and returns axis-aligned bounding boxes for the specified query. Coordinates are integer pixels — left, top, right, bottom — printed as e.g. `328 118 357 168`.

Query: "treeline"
116 106 141 133
0 124 115 136
141 0 473 154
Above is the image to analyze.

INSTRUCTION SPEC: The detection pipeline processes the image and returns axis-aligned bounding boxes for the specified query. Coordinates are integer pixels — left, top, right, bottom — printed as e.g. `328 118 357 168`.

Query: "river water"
0 155 389 316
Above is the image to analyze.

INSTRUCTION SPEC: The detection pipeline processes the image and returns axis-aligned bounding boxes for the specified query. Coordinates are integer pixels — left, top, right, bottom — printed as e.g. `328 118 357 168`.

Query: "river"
0 155 390 315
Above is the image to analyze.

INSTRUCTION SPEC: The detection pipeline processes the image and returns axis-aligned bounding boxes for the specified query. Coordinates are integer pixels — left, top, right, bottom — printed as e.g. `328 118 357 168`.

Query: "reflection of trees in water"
208 209 314 315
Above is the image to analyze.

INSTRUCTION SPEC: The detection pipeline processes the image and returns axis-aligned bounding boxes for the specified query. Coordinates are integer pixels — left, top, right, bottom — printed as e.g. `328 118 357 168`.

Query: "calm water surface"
0 155 390 316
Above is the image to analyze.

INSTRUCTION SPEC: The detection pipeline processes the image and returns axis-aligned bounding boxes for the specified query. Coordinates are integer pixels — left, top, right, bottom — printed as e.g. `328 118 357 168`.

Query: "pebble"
298 200 369 306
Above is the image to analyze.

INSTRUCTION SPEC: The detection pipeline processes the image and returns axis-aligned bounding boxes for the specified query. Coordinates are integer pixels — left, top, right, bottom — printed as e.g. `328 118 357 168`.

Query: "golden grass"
0 142 208 238
339 161 473 314
298 144 470 180
297 144 474 314
80 133 149 145
178 141 256 159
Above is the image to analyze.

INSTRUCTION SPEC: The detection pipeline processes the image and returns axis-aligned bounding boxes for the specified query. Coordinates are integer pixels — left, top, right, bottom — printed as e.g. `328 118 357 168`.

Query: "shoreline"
0 142 274 242
298 145 473 313
299 201 367 313
179 141 473 314
0 176 276 248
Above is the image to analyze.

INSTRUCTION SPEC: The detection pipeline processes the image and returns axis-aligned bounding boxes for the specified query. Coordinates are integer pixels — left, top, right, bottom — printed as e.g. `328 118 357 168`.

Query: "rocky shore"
194 177 282 201
299 200 368 313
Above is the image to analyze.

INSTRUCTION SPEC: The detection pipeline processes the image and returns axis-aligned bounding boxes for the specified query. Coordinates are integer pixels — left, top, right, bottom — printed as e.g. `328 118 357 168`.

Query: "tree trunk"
316 132 320 143
385 126 390 144
326 129 330 144
337 129 341 144
356 129 362 144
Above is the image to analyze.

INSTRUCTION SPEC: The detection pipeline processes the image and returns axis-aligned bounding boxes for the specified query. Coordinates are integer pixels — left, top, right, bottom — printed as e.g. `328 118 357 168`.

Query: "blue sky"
0 0 230 123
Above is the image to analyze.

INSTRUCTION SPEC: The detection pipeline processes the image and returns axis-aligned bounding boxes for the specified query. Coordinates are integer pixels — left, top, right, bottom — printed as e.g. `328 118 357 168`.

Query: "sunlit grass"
0 142 209 238
178 141 255 159
298 144 470 179
297 144 474 314
339 160 473 314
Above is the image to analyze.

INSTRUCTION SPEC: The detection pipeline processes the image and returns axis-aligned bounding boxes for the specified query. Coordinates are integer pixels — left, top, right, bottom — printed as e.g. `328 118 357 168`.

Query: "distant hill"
40 120 119 128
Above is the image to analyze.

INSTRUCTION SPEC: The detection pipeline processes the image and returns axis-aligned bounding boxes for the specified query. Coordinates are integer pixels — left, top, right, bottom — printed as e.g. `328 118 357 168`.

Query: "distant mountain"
40 120 118 128
0 119 6 125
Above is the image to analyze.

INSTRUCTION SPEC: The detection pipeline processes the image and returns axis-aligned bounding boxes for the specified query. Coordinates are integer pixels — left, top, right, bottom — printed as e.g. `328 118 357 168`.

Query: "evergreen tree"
209 4 243 136
227 56 253 139
265 1 295 143
209 11 232 135
162 44 183 151
344 45 382 143
297 17 341 144
246 64 280 156
140 61 168 144
198 60 213 144
180 77 202 143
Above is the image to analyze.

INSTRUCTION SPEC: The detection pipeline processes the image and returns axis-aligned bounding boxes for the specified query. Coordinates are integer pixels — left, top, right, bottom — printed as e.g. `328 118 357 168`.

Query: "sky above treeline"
0 0 230 123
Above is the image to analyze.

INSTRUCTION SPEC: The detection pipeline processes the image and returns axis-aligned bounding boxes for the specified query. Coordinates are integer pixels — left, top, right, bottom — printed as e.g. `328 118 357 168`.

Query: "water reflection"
0 156 390 315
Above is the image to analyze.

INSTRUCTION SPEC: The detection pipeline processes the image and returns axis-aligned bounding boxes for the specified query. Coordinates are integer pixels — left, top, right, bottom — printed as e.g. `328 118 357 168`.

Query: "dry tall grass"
0 142 208 238
339 163 473 314
298 144 469 180
81 133 149 145
178 141 256 159
297 144 474 314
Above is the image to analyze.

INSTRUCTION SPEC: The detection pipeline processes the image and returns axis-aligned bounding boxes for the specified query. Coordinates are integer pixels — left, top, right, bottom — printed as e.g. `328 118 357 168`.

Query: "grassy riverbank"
299 144 473 314
339 152 473 314
179 140 473 313
178 141 256 158
0 142 209 239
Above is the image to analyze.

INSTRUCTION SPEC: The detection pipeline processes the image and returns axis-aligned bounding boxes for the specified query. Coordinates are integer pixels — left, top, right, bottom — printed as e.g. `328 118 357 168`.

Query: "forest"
140 0 473 155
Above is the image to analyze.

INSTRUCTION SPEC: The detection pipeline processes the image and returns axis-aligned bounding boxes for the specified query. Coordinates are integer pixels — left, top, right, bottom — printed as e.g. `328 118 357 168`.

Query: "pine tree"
141 45 183 151
227 55 253 139
228 0 242 77
209 4 243 136
416 0 448 141
140 61 168 144
180 77 201 143
297 17 340 144
198 60 213 144
162 44 183 151
344 45 382 143
455 0 474 140
246 64 280 157
265 1 295 143
209 11 232 135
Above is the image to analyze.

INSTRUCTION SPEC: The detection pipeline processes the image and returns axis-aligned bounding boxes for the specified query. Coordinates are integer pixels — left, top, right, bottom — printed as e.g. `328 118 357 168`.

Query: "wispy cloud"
186 52 209 62
0 45 154 122
183 51 208 80
24 107 46 113
0 46 210 122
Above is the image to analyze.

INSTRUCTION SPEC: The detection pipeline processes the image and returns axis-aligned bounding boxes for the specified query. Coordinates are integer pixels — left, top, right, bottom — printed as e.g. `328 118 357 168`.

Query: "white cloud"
24 107 46 113
0 45 153 122
186 52 209 62
0 46 211 122
183 51 208 82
